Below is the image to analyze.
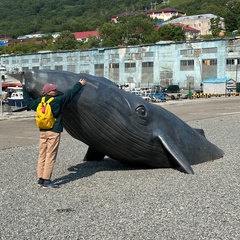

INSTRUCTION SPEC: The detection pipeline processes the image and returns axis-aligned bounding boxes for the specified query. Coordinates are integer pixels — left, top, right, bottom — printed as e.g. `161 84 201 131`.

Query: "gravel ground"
1 111 240 240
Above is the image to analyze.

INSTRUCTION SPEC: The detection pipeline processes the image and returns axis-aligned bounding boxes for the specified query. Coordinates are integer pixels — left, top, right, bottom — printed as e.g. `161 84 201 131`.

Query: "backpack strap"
41 96 46 104
46 97 54 104
40 96 54 104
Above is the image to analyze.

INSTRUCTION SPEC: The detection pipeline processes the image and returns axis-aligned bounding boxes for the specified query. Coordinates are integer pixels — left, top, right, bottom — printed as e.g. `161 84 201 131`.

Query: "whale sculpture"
22 69 224 174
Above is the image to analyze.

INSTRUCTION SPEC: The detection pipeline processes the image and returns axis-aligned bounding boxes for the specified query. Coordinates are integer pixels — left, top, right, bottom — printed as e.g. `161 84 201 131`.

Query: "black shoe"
42 180 59 189
37 178 44 187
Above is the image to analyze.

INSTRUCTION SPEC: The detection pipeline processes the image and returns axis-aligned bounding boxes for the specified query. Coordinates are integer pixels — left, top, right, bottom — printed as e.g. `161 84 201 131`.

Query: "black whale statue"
23 69 224 174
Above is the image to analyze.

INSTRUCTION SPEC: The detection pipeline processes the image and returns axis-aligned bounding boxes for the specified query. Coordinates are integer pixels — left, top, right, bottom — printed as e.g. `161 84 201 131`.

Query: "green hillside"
0 0 239 38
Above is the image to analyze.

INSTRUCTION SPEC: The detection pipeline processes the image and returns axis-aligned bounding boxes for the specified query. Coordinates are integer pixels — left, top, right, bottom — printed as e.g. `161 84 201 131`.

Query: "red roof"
156 23 199 32
174 23 200 32
74 31 99 39
182 25 199 32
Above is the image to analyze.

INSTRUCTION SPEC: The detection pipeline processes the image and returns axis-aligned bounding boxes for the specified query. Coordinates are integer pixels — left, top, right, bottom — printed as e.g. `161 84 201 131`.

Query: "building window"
109 63 119 81
32 59 39 63
226 58 240 65
202 59 217 66
22 67 29 72
142 62 153 68
42 66 51 69
80 69 89 74
109 63 119 69
53 57 63 62
110 54 119 60
180 49 194 55
55 65 62 70
95 55 104 60
180 60 194 70
180 60 194 66
41 58 50 64
125 53 134 60
67 56 76 61
32 66 39 70
135 53 142 60
143 52 154 57
94 64 104 76
95 64 104 69
202 48 217 53
125 62 136 68
80 55 90 61
142 62 154 83
21 59 29 64
125 62 136 73
2 59 9 64
67 65 75 72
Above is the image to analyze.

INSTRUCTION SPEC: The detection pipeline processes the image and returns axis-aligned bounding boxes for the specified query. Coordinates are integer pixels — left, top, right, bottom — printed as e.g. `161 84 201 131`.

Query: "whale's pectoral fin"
158 135 194 174
83 146 106 161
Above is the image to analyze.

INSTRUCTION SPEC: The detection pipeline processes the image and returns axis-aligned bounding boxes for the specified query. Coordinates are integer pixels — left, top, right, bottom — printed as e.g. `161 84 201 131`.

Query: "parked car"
141 96 151 101
194 83 203 93
162 85 180 93
148 93 166 102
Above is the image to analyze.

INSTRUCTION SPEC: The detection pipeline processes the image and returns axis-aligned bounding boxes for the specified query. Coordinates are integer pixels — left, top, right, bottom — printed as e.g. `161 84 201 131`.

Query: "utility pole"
150 2 158 10
163 0 170 5
235 58 238 82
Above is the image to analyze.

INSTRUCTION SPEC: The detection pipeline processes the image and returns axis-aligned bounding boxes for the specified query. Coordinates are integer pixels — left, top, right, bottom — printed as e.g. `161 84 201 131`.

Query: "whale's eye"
135 105 147 117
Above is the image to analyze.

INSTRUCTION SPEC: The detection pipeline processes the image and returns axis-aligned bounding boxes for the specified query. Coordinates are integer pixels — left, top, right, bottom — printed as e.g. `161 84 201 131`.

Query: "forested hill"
0 0 239 38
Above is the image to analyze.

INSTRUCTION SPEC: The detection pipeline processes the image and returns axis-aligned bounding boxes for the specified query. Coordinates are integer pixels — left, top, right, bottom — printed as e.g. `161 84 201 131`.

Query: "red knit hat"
42 83 58 94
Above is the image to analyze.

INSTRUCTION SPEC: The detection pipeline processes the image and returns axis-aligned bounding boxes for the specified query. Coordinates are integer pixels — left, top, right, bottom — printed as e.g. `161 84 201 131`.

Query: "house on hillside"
111 7 185 23
5 31 99 46
17 32 46 40
156 23 200 40
182 25 200 40
167 14 225 36
73 31 99 43
147 7 185 21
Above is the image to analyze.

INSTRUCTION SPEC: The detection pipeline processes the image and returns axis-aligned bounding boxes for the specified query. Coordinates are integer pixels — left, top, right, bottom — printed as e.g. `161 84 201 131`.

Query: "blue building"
0 38 239 90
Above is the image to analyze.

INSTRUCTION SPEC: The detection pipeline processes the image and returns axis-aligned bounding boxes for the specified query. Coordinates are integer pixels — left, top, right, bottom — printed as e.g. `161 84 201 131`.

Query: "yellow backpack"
36 96 56 129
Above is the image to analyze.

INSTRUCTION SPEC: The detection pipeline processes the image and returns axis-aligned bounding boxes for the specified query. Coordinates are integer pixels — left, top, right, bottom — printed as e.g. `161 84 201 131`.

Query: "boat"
5 86 26 107
1 68 23 91
2 81 22 90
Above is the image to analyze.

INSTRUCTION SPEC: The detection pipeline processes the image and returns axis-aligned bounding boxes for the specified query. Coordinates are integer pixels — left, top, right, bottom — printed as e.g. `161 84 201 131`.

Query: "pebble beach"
0 102 240 240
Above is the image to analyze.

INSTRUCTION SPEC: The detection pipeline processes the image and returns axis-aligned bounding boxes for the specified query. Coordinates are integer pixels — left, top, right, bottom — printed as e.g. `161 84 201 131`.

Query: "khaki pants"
37 131 61 180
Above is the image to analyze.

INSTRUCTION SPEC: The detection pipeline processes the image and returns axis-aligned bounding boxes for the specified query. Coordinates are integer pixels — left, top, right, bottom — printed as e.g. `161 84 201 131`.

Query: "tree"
224 0 240 32
118 14 157 45
210 17 223 37
81 36 101 49
7 40 46 54
157 24 185 41
54 30 78 50
99 23 124 47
